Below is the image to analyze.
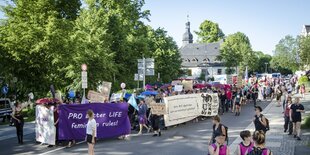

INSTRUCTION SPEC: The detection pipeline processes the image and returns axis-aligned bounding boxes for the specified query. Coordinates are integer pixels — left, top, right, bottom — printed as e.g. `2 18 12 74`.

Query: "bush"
302 115 310 129
298 75 309 85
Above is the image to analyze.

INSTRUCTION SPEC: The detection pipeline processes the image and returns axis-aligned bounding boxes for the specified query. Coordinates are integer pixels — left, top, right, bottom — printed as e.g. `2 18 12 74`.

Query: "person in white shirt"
86 110 97 155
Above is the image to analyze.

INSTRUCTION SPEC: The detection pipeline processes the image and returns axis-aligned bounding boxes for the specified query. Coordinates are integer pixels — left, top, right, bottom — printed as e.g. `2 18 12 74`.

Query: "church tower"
182 21 193 46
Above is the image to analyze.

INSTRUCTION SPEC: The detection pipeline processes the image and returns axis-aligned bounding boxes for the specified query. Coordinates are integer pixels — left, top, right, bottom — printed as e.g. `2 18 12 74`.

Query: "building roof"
305 25 310 33
179 41 222 67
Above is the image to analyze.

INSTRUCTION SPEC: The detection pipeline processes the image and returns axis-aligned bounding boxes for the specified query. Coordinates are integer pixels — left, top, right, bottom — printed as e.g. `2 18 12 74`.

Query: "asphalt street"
0 100 269 155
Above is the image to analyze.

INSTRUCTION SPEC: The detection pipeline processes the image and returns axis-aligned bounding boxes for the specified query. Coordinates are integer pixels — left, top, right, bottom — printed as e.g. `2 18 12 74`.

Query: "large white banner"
164 93 219 127
198 93 219 116
35 105 55 145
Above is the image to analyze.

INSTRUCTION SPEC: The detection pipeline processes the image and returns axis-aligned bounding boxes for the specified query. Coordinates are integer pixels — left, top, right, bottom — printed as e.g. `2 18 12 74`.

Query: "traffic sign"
82 71 87 88
145 68 155 76
134 74 143 81
1 86 8 95
81 64 87 71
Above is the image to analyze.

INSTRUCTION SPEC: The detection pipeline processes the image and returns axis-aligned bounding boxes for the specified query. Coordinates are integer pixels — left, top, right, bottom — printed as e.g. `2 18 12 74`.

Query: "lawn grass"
301 114 310 129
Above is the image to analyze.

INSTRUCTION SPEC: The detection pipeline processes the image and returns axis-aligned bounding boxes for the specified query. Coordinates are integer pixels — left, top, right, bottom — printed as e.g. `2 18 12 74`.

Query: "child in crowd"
208 133 230 155
238 130 254 155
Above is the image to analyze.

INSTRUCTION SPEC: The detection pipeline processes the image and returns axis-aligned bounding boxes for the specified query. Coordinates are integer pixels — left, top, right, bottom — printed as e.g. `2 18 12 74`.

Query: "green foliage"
0 0 181 100
252 51 272 73
195 20 225 43
299 35 310 67
146 27 182 83
198 72 206 81
298 75 309 85
218 32 254 75
271 35 299 72
302 114 310 129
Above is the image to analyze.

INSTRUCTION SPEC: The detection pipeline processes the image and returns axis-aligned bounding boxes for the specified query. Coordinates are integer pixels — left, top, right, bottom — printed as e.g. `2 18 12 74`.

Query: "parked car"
0 98 13 123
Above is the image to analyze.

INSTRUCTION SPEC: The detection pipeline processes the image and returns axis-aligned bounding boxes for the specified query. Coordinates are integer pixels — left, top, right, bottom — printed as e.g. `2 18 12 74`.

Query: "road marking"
229 101 275 154
38 141 85 155
37 133 154 155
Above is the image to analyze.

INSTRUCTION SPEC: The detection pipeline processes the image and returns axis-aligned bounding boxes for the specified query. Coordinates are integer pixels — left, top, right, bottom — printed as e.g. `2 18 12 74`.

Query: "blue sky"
0 0 308 55
143 0 309 55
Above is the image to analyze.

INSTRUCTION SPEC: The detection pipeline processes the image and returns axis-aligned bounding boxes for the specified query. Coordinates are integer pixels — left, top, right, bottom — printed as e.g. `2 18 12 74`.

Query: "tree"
146 27 182 83
299 35 310 67
271 35 299 72
195 20 225 43
252 51 272 73
217 32 254 75
0 0 80 98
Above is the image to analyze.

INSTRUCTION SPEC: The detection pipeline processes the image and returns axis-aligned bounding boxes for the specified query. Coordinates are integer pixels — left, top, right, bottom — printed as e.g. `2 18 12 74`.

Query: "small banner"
150 102 166 115
87 90 105 103
35 105 55 145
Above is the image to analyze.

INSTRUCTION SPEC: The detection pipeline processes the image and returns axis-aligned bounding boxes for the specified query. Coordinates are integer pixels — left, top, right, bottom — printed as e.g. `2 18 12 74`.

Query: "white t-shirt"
86 119 97 137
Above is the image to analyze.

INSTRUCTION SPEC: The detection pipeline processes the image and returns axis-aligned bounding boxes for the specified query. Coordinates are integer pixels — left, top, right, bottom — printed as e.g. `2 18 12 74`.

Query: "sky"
142 0 310 55
0 0 309 55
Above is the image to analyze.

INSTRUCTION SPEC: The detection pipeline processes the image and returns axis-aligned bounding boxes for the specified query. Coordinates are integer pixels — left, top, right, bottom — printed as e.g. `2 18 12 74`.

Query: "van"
0 98 12 123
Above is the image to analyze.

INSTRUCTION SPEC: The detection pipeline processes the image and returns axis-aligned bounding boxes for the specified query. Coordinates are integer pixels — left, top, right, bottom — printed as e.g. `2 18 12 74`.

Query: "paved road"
0 100 269 155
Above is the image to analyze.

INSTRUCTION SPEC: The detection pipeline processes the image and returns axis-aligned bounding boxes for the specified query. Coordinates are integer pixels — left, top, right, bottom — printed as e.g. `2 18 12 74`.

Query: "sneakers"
297 137 301 140
294 135 297 138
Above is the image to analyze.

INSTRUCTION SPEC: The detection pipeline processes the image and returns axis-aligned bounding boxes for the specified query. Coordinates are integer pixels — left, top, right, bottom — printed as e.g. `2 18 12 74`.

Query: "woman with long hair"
11 100 31 144
249 130 273 155
137 99 150 135
86 109 97 155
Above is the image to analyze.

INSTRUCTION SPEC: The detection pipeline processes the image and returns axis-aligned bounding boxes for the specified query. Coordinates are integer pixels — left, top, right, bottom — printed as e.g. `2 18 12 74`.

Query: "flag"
128 94 139 111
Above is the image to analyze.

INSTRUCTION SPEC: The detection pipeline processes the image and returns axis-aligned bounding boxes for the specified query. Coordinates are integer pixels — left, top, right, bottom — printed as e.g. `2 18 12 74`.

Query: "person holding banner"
11 99 31 144
86 109 97 155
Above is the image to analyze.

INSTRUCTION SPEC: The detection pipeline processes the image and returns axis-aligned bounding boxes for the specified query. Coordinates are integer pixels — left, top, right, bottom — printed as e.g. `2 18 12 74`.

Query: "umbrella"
36 98 59 104
194 84 206 89
141 91 158 96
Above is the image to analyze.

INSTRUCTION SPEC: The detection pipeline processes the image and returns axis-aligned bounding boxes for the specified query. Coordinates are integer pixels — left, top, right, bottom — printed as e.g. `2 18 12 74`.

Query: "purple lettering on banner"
58 103 131 140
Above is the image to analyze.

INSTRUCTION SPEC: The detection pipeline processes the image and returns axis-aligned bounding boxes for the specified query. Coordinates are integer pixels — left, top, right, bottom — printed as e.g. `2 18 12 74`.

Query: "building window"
217 69 222 75
187 69 192 76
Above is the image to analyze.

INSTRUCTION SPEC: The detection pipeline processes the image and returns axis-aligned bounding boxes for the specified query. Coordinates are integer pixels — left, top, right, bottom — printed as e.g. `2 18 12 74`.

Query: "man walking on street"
290 97 305 140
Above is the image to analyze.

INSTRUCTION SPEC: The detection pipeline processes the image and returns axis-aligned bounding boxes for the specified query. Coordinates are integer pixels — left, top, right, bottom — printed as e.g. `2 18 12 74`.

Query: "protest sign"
163 93 219 126
198 93 219 116
58 103 131 140
35 105 55 145
97 81 112 100
182 80 193 90
174 85 183 92
87 90 105 103
150 102 166 115
164 94 200 126
171 80 182 86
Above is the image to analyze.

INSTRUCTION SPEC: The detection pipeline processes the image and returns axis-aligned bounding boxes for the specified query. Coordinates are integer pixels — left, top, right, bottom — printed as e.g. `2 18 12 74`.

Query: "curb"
229 101 275 155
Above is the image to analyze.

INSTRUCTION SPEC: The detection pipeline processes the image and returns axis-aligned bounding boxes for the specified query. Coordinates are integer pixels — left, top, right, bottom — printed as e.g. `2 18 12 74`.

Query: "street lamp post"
265 62 268 73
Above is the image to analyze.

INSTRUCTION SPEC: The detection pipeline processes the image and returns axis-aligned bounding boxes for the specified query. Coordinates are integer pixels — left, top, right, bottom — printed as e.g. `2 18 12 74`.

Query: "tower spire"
182 17 193 46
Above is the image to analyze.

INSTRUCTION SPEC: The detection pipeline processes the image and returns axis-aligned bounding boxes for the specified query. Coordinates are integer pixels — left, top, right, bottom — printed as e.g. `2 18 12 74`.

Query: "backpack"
248 147 271 155
259 114 270 131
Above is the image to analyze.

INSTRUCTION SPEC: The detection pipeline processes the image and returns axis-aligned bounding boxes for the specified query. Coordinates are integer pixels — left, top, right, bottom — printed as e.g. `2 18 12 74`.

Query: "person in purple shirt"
208 133 230 155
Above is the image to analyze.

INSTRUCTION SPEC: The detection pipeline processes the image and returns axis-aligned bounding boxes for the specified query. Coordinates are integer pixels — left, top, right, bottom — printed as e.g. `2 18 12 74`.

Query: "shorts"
87 134 96 144
139 115 147 124
276 95 281 101
292 117 301 123
235 102 240 106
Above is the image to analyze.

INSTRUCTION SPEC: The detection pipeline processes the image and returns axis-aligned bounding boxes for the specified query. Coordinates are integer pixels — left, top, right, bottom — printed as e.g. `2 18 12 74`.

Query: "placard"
150 102 166 115
87 90 105 103
182 80 193 91
174 85 183 92
36 105 55 145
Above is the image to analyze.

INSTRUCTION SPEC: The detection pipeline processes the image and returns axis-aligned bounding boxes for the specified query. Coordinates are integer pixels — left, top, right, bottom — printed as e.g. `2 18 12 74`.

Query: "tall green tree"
195 20 225 43
252 51 272 73
299 35 310 67
217 32 254 75
146 27 181 83
0 0 80 98
271 35 299 72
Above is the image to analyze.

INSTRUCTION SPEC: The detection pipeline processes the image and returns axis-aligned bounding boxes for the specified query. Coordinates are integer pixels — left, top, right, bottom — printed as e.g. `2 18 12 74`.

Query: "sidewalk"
230 93 310 155
0 121 35 141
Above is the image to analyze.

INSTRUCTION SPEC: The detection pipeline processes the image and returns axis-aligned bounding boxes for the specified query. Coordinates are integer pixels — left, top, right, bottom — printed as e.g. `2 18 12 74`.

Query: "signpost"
137 58 155 90
81 64 87 104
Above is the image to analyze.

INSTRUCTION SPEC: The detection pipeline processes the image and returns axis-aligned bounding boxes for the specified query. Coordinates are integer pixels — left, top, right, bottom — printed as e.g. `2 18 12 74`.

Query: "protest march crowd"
9 74 307 155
